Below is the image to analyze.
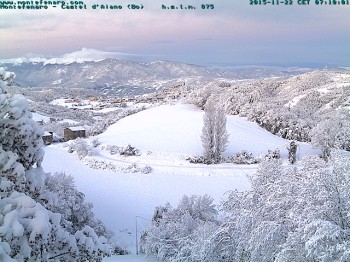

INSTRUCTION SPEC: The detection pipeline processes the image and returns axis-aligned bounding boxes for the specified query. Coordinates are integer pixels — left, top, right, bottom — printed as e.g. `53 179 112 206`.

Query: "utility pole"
135 216 152 255
136 216 138 255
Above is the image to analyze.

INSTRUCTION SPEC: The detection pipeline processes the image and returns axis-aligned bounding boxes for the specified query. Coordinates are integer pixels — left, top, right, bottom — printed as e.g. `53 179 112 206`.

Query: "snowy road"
96 151 259 171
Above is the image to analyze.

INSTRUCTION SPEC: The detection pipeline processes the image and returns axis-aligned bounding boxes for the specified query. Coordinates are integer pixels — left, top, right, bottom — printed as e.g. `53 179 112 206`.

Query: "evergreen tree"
287 140 297 164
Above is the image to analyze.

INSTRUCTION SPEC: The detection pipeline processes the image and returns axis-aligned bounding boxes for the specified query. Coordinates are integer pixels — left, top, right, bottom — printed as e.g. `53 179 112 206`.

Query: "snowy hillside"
41 103 322 257
98 104 319 158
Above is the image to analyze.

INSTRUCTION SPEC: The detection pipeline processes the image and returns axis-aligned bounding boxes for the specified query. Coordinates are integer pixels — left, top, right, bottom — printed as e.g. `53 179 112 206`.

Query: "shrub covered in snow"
68 138 94 159
186 155 211 164
264 148 281 160
83 158 152 174
141 165 152 174
226 150 259 164
91 138 101 148
105 144 140 156
124 163 152 174
119 144 140 156
105 144 120 155
83 158 119 172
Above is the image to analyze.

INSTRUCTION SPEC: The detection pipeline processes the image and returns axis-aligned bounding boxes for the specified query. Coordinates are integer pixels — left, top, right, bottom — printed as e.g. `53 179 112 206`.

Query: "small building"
64 127 86 141
42 132 53 145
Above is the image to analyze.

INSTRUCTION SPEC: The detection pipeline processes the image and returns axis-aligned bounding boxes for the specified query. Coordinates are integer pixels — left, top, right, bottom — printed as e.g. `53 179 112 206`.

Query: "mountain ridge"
1 58 313 95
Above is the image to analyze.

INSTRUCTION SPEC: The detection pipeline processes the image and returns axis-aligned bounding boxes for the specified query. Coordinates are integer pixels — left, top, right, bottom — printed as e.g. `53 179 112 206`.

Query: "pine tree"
287 140 297 164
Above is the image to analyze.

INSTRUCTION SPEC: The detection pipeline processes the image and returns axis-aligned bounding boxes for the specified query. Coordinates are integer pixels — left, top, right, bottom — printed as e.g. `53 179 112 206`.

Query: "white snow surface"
285 94 306 108
104 255 157 261
31 112 51 123
98 104 318 158
67 126 85 131
43 145 252 257
42 103 320 261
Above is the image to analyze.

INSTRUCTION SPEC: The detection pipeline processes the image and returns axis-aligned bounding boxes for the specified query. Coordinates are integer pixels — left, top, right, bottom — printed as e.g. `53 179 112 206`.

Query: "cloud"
152 40 176 44
197 37 213 41
0 1 349 65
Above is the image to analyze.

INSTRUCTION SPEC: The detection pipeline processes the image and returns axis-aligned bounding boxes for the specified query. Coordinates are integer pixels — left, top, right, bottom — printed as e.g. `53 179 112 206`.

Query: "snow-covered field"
97 104 318 158
42 145 251 253
42 103 320 260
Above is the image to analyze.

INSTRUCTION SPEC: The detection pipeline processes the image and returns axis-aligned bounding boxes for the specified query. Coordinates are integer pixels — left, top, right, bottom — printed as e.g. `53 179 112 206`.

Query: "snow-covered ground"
98 104 318 158
42 145 251 254
31 112 51 123
42 103 320 260
104 255 158 261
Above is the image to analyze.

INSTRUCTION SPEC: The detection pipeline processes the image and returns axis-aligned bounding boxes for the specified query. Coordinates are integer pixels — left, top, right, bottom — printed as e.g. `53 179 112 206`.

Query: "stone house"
42 131 53 145
64 127 86 141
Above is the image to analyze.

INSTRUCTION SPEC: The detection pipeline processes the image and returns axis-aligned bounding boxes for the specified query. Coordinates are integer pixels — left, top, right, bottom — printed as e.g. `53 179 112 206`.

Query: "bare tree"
201 98 229 164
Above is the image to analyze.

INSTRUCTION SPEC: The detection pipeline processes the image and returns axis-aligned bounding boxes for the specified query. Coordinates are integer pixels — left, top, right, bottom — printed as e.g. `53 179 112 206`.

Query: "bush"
68 138 94 159
227 150 259 164
219 81 231 87
92 138 101 148
105 144 140 156
141 165 152 174
106 145 121 155
264 148 281 160
120 144 140 156
186 155 211 164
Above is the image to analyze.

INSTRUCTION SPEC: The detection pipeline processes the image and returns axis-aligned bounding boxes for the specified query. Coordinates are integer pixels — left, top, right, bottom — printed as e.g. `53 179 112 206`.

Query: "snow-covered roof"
66 126 85 131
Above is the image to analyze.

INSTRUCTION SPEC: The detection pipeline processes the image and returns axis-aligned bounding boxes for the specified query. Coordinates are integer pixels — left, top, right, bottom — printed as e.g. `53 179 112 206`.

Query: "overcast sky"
1 0 349 66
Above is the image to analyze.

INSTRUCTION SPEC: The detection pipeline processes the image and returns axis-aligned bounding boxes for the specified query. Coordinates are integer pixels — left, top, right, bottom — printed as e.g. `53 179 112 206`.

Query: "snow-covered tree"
45 172 113 238
0 145 26 195
218 153 350 262
201 98 229 164
286 140 297 164
201 99 215 162
0 68 114 260
276 154 350 262
140 195 219 261
0 92 44 170
142 152 350 261
311 110 350 160
68 138 94 159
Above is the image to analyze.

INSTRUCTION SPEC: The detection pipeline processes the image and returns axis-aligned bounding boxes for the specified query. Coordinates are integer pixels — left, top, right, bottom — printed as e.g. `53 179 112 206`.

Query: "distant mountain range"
0 48 316 96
